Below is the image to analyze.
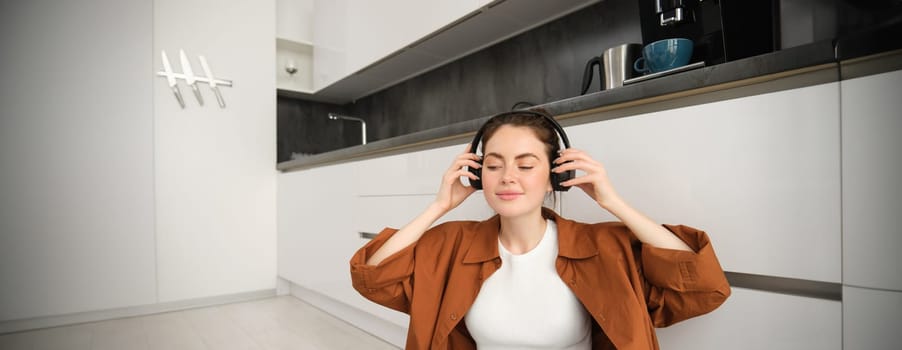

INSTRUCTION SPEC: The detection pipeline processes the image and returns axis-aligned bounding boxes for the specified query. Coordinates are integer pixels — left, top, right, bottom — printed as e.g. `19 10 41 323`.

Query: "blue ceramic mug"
633 38 694 74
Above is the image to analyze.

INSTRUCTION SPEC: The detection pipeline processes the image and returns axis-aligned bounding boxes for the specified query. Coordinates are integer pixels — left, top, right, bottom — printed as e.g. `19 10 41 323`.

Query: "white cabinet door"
0 0 157 321
843 286 902 349
841 69 902 291
562 83 842 283
314 0 484 90
277 0 315 44
356 143 463 196
657 288 841 349
154 0 277 302
313 0 349 90
279 163 357 297
276 0 315 92
279 163 414 328
345 0 483 75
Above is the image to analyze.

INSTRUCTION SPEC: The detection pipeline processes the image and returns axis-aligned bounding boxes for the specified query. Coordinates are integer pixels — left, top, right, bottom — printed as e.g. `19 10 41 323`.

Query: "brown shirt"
350 208 730 349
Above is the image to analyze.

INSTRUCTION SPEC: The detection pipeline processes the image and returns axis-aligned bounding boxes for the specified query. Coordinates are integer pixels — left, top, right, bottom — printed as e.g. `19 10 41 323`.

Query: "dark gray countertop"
278 33 898 172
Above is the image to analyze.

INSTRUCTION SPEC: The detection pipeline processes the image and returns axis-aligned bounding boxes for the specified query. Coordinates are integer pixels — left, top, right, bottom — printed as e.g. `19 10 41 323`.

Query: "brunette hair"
479 109 561 162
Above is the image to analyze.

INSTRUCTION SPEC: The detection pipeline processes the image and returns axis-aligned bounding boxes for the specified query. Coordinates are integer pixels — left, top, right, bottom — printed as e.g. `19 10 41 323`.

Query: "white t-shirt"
464 220 591 349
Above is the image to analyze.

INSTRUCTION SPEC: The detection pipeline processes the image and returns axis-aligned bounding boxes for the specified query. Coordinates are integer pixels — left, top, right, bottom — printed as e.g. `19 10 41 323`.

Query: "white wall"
0 0 278 325
153 0 278 302
0 0 157 321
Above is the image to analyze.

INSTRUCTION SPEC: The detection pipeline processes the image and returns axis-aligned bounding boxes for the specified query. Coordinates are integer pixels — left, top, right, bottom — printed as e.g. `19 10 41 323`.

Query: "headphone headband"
468 110 570 156
467 109 574 191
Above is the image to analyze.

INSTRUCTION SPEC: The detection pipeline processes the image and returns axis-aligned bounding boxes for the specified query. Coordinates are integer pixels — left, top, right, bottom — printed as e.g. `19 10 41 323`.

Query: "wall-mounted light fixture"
328 113 367 145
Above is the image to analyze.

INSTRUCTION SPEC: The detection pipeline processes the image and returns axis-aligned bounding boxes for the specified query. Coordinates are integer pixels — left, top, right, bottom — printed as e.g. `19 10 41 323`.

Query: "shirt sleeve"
349 227 416 314
640 224 731 327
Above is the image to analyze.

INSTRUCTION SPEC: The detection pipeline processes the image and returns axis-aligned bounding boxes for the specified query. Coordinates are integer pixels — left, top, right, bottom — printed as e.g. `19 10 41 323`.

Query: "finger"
456 151 482 163
457 168 479 180
553 159 603 174
448 155 481 172
554 149 595 164
452 157 481 171
559 174 598 187
446 168 479 182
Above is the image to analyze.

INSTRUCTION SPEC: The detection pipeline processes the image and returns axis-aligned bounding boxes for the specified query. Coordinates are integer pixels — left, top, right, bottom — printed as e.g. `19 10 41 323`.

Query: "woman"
350 110 730 349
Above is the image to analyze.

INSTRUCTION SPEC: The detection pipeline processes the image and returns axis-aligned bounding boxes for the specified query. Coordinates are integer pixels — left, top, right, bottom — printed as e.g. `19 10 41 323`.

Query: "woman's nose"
501 168 516 184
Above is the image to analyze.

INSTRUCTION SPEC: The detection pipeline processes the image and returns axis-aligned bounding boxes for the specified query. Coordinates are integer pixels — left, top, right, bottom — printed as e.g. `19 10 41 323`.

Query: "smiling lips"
495 191 523 201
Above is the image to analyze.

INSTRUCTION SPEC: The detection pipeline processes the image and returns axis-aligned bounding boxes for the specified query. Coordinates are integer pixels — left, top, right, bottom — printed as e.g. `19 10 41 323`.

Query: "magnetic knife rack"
156 49 233 109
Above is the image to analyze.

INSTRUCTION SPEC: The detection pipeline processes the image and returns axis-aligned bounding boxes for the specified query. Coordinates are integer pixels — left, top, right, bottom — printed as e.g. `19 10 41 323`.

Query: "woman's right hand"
433 144 481 213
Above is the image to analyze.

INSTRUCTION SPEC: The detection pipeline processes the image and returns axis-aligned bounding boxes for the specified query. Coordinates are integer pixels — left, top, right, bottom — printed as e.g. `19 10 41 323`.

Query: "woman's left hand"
553 148 623 210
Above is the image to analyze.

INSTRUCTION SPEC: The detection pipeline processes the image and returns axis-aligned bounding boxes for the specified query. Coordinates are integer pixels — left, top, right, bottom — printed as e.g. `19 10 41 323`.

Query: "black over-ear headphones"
467 110 575 191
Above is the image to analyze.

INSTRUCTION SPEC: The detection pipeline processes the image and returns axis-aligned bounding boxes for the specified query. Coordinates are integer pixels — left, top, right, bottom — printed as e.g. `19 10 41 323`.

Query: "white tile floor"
0 296 400 350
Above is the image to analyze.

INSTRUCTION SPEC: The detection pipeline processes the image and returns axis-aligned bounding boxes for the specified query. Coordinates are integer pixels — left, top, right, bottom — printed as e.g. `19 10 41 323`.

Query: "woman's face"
481 125 552 219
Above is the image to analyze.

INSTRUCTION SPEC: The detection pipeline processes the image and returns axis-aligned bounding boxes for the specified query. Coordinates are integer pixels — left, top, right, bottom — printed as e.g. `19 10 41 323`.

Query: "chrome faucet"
328 113 367 145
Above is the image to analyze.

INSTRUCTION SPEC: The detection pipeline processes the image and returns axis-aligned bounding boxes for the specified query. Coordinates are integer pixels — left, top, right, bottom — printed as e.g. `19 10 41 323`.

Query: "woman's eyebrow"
484 152 540 160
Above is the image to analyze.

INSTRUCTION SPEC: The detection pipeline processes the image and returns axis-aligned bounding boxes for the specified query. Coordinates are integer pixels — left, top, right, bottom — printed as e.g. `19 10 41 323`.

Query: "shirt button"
450 313 458 321
367 288 376 293
569 278 576 285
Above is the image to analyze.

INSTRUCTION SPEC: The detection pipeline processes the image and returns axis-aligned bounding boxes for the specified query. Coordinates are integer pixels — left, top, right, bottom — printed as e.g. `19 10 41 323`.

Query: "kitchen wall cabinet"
307 0 601 102
277 0 315 44
311 0 348 93
343 0 488 78
0 0 157 322
562 82 843 284
153 0 277 303
311 0 486 92
277 0 315 93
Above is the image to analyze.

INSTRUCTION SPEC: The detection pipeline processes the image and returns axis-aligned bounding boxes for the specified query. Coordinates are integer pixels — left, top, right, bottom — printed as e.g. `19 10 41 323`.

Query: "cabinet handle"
359 232 378 240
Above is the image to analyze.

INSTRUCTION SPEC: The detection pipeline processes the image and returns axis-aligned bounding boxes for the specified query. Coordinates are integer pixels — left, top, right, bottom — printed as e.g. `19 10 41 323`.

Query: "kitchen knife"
160 51 185 109
180 49 204 106
199 55 226 108
160 50 185 108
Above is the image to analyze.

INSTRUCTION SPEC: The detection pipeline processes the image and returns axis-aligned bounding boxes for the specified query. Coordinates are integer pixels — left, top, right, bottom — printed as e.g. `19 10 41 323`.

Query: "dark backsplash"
278 0 641 161
277 0 892 162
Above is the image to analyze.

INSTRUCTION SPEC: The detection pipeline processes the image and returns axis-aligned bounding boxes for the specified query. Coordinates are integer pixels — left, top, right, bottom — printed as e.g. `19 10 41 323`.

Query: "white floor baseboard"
0 289 276 335
288 282 407 348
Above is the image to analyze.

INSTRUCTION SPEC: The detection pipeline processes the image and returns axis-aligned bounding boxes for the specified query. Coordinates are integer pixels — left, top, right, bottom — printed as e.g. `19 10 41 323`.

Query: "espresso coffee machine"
638 0 779 65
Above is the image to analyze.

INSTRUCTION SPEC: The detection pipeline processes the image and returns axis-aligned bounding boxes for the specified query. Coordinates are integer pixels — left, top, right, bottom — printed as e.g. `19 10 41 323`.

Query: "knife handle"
171 86 185 108
190 85 204 106
212 88 226 108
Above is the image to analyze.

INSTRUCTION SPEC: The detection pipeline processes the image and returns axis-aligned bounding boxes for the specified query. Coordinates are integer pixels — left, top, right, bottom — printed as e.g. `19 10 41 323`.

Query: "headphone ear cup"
468 162 483 190
551 162 575 192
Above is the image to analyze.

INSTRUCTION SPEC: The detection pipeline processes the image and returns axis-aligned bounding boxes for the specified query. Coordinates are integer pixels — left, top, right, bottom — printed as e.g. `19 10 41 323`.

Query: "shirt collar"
462 207 599 264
